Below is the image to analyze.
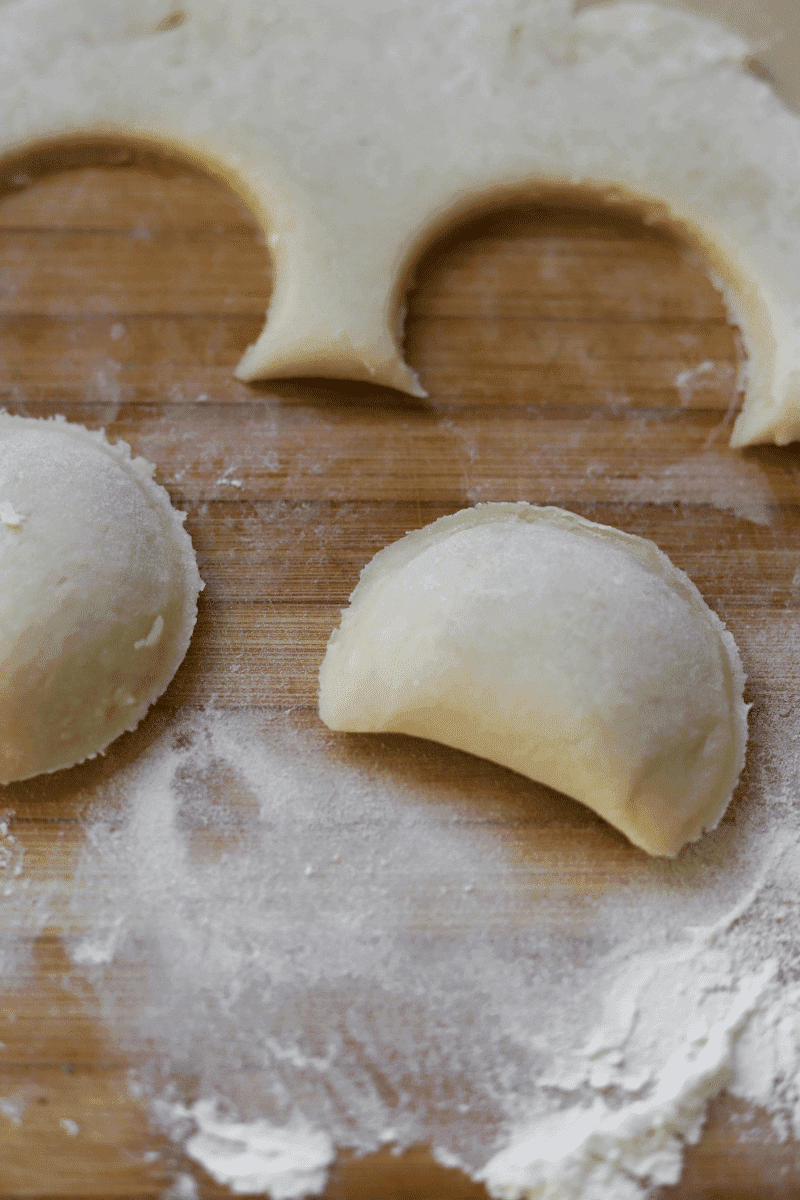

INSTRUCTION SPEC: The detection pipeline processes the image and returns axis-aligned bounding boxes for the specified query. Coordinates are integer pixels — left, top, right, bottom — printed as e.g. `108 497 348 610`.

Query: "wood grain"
0 139 799 1198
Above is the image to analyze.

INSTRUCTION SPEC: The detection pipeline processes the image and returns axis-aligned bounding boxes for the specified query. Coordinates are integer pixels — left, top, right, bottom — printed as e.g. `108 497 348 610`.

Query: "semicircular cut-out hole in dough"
0 138 274 417
319 503 749 858
3 0 800 444
402 193 745 429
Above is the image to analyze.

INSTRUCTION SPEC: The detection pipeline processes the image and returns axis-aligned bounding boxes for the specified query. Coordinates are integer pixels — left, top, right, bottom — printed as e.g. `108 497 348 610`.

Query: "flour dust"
40 654 799 1200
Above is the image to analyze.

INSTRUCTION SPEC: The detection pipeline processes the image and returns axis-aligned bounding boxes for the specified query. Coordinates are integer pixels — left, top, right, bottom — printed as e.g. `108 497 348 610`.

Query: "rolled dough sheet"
3 0 800 443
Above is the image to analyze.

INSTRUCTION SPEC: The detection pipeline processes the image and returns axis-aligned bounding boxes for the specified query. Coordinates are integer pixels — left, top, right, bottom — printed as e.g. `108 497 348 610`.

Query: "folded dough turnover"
0 415 202 784
319 504 748 857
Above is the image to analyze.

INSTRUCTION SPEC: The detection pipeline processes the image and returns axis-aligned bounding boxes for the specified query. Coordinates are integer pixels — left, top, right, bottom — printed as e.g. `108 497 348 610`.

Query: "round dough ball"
318 503 748 857
0 415 203 783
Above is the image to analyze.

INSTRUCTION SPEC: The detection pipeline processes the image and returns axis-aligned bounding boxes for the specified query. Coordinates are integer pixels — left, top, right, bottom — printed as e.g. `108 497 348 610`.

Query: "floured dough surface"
2 0 800 443
319 504 748 857
0 415 202 783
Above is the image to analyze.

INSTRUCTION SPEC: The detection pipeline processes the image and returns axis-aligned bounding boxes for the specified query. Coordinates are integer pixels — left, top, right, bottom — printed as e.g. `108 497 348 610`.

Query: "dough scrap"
318 504 748 857
2 0 800 443
0 415 202 784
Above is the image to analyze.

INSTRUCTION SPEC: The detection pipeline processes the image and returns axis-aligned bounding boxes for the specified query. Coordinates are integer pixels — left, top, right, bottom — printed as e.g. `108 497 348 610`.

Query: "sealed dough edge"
0 414 203 784
318 503 748 857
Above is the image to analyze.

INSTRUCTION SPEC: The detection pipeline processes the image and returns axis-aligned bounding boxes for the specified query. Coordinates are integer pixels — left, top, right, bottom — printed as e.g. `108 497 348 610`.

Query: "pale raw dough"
2 0 800 443
319 504 748 857
0 415 202 784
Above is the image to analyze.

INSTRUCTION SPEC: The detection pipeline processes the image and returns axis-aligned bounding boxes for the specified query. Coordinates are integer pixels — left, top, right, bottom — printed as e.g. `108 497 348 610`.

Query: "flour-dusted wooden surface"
0 141 799 1198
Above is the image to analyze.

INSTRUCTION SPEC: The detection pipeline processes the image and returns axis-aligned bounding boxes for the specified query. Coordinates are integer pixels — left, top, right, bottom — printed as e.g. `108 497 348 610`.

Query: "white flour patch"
157 1099 335 1199
53 672 800 1199
619 451 776 526
0 1094 25 1126
161 1173 199 1200
674 360 738 408
70 915 125 967
0 501 24 527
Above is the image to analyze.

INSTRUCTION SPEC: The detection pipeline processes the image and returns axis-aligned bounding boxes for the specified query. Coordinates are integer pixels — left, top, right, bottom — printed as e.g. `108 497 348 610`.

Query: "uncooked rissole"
0 415 202 783
319 504 748 857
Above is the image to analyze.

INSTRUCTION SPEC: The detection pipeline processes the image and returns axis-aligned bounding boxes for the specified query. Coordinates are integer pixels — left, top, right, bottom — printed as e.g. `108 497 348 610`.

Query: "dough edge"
0 413 203 783
319 502 749 857
3 0 800 443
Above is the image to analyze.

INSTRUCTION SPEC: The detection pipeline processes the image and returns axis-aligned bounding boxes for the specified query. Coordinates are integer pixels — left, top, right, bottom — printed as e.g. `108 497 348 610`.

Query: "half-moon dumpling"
0 414 203 784
318 503 748 857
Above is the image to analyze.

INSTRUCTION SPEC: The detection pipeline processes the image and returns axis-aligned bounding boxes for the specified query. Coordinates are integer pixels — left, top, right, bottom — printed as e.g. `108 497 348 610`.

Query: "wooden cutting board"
0 139 798 1198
